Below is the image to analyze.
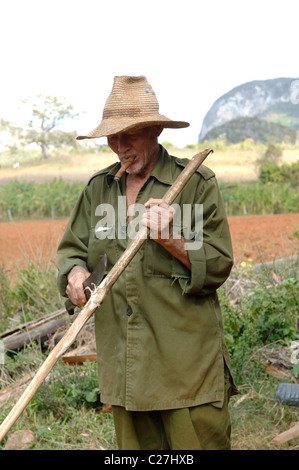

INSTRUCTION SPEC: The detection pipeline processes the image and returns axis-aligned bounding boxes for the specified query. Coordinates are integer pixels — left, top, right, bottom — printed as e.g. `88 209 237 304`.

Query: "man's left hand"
142 198 175 241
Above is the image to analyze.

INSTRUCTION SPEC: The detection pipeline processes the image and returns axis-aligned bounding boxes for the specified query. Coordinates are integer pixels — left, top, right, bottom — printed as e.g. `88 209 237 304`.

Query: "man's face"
107 125 163 177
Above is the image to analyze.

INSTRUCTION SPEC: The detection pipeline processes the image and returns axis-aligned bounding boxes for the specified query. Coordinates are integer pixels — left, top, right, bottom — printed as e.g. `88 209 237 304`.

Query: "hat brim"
76 115 189 140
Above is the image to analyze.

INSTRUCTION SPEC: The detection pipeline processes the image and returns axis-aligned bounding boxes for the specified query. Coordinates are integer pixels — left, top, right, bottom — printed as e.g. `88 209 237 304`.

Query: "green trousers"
112 368 233 450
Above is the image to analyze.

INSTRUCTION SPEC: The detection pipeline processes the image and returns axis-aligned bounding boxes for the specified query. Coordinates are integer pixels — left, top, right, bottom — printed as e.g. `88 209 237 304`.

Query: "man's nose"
117 135 131 153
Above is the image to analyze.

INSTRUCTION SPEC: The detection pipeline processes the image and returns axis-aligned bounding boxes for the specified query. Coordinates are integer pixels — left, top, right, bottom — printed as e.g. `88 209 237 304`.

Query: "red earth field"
0 213 298 273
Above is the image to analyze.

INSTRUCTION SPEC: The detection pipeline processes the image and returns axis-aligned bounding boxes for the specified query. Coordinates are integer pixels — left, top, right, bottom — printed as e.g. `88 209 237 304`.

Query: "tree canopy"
22 95 78 159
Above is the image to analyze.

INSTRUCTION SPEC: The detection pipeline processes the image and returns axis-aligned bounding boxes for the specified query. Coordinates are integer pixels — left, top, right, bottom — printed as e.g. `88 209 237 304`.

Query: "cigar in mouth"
114 157 135 181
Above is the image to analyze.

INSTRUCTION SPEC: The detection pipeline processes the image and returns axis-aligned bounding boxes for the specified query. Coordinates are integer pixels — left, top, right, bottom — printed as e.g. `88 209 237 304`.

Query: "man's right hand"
66 266 91 308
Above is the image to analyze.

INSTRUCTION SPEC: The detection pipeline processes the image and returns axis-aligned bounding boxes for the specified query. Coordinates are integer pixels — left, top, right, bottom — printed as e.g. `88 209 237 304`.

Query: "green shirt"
56 146 236 411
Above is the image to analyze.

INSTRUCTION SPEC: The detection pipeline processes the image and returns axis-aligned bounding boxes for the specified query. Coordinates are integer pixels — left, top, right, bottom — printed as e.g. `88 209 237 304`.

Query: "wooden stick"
272 422 299 447
2 315 69 352
0 148 213 442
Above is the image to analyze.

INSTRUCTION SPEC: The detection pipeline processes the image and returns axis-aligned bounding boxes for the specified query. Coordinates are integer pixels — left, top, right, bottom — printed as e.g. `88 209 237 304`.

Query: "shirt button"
126 306 132 317
121 225 127 234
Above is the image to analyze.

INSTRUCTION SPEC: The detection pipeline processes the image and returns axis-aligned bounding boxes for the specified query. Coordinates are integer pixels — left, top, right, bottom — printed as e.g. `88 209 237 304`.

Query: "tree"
263 143 283 163
22 95 79 159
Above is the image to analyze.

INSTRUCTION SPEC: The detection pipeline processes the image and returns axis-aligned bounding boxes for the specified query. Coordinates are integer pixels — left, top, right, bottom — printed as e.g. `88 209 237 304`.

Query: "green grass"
0 261 63 332
222 257 299 450
0 177 298 222
220 181 299 215
0 347 116 450
0 179 84 221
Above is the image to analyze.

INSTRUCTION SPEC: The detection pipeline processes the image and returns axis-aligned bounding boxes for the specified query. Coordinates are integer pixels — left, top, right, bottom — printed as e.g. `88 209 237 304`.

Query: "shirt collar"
149 145 174 186
106 162 121 186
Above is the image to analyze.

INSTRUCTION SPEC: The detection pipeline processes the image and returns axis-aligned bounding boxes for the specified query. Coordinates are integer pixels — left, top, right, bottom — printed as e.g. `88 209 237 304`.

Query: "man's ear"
156 125 164 137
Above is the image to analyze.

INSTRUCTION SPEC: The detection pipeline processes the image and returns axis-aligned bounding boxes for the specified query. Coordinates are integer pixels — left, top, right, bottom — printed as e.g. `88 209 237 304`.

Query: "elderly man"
56 75 237 450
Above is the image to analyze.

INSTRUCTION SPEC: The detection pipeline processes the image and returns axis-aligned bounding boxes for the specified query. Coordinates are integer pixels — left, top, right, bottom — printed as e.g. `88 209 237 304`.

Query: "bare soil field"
0 213 298 273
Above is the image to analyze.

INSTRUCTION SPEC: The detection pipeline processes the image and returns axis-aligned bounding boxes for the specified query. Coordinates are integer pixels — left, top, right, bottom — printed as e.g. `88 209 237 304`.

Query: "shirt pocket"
88 227 122 271
142 238 190 281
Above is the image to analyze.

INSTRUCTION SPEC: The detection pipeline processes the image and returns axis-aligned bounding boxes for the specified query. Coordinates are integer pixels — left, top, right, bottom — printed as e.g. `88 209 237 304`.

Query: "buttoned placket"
113 175 144 409
125 178 148 409
120 161 180 408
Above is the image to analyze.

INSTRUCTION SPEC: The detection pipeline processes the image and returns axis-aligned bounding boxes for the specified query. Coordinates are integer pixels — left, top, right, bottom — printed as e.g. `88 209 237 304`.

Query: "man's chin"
126 162 142 175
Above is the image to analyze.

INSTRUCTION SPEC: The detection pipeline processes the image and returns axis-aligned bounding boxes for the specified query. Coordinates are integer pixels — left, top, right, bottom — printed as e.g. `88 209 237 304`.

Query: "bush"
31 361 101 418
220 260 299 383
263 143 283 163
259 160 299 187
248 278 299 344
259 163 285 184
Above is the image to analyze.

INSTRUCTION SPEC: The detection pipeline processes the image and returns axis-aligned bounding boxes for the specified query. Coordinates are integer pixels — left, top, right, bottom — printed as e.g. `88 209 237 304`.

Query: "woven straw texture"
77 76 189 140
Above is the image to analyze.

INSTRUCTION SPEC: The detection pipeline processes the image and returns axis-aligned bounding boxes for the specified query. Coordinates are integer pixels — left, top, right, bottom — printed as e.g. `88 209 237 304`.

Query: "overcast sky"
1 0 298 147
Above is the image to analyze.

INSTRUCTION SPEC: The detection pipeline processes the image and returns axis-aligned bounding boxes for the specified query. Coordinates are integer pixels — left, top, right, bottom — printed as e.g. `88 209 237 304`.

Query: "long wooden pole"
0 148 213 442
272 422 299 447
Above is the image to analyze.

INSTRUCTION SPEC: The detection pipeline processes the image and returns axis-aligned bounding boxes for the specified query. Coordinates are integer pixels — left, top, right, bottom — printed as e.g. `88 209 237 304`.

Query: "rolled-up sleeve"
172 176 233 295
56 186 91 296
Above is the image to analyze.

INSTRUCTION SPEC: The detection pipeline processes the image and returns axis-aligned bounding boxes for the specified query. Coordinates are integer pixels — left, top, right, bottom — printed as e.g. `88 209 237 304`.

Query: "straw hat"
76 75 189 140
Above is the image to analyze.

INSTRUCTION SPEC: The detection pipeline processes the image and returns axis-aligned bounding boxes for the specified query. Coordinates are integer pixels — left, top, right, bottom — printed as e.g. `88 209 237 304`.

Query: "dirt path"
0 214 298 273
